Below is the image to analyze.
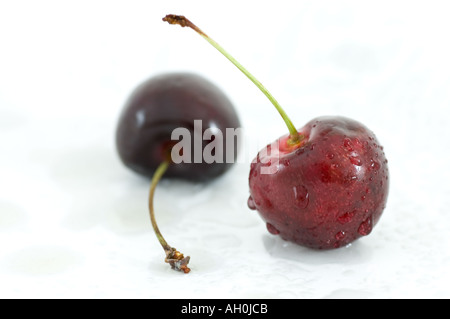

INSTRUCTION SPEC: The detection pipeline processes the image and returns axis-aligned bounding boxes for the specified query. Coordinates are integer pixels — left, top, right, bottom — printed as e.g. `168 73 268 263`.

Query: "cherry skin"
248 116 389 249
116 72 241 182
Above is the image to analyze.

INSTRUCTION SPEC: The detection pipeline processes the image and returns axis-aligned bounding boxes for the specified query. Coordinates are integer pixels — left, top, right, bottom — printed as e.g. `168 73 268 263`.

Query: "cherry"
248 116 389 249
164 15 389 250
116 72 240 273
116 72 241 182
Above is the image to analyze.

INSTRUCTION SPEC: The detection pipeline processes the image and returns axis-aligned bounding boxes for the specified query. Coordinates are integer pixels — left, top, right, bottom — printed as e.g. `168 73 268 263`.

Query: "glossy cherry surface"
248 116 389 249
116 72 241 181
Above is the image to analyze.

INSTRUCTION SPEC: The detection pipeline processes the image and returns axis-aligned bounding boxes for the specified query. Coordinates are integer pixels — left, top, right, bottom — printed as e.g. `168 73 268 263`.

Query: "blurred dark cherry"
116 72 241 182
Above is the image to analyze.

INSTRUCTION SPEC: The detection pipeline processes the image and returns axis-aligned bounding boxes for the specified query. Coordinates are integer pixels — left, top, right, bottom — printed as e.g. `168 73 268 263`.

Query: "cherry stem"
149 160 191 274
163 14 301 145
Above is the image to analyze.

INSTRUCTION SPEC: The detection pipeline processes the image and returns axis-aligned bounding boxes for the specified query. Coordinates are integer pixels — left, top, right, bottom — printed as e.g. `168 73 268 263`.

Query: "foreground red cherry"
248 116 389 249
164 15 389 251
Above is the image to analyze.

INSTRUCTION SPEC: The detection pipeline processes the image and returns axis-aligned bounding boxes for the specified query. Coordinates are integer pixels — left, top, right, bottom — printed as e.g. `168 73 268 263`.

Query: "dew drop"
247 196 256 210
262 159 272 167
326 152 335 160
343 138 353 151
343 138 351 146
335 231 346 241
266 223 280 235
358 215 373 236
371 161 380 170
293 185 309 209
350 156 362 166
337 211 355 224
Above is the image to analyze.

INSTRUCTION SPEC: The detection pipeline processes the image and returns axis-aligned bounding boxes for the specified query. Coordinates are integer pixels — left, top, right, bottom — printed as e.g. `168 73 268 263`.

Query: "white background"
1 0 449 298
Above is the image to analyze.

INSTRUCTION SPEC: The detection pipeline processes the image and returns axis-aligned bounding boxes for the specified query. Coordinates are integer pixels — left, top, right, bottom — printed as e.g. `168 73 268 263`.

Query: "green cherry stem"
149 160 191 274
163 14 301 146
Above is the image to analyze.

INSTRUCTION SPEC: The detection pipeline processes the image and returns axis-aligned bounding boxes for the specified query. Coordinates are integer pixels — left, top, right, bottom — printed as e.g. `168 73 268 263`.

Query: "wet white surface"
1 1 450 298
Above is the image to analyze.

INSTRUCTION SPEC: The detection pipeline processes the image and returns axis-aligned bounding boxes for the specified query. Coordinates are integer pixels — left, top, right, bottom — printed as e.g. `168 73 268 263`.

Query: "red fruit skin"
248 116 389 249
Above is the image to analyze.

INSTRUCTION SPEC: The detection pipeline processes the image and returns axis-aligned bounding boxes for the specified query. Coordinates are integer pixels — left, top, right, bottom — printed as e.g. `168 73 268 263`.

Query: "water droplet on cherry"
262 159 272 167
331 163 340 169
337 211 355 224
343 138 353 151
266 223 280 235
358 215 373 236
335 231 346 241
282 159 291 167
293 185 309 209
247 196 256 210
350 156 362 166
370 161 381 170
295 148 305 156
